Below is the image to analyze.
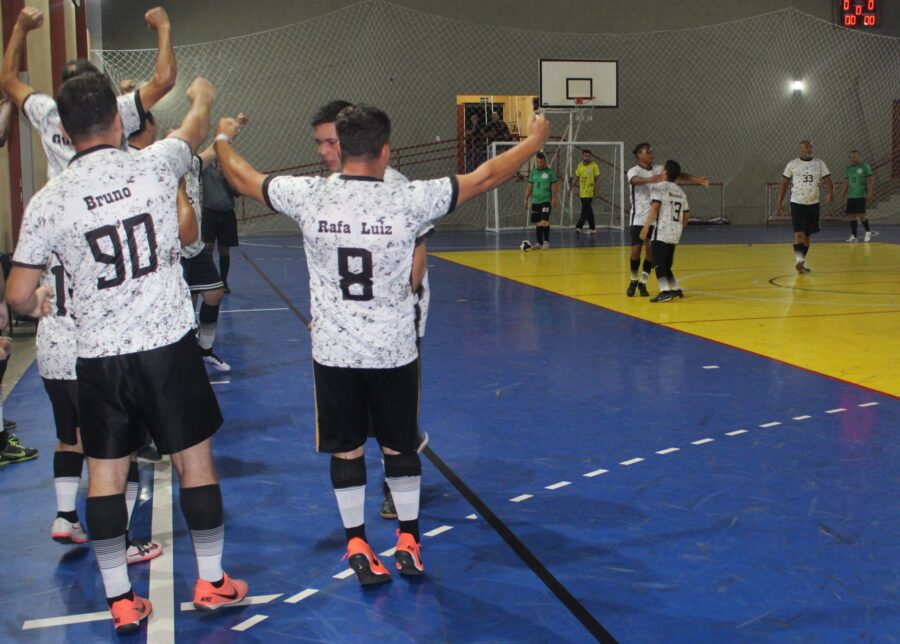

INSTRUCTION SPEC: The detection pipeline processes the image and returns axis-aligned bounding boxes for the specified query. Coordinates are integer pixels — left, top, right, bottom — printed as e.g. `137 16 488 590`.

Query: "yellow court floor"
433 242 900 398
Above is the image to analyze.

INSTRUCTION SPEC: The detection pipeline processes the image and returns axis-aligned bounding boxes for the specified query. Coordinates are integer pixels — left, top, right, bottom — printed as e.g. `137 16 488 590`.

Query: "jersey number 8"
337 247 374 301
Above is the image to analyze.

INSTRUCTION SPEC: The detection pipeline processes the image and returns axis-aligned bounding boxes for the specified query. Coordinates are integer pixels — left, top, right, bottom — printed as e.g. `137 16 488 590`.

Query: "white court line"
22 611 110 630
725 430 748 436
379 547 397 557
466 514 478 520
424 525 454 537
656 448 680 455
692 438 714 445
759 422 781 428
148 460 175 643
284 589 318 604
620 458 644 466
220 307 289 314
210 380 230 385
583 468 608 478
545 481 572 490
180 594 283 612
702 365 719 370
232 615 269 632
858 402 879 408
510 494 533 503
240 241 302 248
826 408 846 414
333 569 355 580
792 415 811 421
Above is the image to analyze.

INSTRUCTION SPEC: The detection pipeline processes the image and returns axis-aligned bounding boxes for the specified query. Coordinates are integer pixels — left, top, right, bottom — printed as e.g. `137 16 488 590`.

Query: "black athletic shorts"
201 208 239 247
42 377 79 445
314 359 419 454
530 203 551 223
790 202 820 235
76 332 223 459
630 224 653 246
846 197 867 215
181 251 224 293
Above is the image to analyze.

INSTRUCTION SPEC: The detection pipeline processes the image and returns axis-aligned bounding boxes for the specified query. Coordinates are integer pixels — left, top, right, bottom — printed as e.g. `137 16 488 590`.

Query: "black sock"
793 243 803 254
544 226 550 243
802 244 809 258
629 259 639 280
106 590 135 607
180 484 223 531
219 255 231 283
54 451 85 522
399 519 420 541
851 220 858 236
642 259 653 276
535 226 543 244
331 456 367 543
0 430 7 451
0 357 7 383
862 219 870 232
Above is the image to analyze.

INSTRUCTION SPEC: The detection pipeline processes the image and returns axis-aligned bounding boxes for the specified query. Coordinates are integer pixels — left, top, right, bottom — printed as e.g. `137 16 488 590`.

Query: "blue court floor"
1 225 898 642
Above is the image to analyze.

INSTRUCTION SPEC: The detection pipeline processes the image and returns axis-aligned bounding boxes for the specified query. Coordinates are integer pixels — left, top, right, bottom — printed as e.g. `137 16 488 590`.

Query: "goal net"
488 140 625 232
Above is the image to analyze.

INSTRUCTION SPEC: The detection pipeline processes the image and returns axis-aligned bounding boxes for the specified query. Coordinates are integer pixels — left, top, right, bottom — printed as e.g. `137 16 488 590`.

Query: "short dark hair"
311 100 353 127
633 142 651 156
336 104 391 160
581 148 592 155
664 159 681 182
61 59 100 83
57 72 118 144
535 152 546 160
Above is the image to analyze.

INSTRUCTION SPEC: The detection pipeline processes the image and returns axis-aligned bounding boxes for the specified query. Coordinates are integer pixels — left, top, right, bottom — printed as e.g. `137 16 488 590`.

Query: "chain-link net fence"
94 2 900 235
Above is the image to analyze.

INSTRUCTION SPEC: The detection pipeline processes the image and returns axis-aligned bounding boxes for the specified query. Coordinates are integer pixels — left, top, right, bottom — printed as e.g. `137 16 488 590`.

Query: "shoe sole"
127 546 164 566
52 534 88 545
113 606 152 634
394 551 423 576
380 510 398 520
795 262 805 274
192 597 246 612
0 454 38 465
348 554 391 585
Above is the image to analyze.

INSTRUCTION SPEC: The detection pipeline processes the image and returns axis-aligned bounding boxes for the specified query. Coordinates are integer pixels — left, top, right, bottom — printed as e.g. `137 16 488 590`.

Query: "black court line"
240 247 617 643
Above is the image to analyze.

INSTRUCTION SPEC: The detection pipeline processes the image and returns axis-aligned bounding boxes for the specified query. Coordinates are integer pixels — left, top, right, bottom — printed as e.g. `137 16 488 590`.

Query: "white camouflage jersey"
650 181 690 245
264 173 457 368
783 158 830 205
35 254 77 380
13 139 195 358
182 155 206 258
22 91 145 178
627 164 664 226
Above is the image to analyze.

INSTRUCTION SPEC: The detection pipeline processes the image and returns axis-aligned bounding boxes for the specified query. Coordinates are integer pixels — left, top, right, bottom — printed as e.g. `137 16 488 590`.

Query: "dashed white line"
792 415 811 421
858 402 879 408
424 525 454 537
691 438 714 445
725 429 748 436
702 365 720 370
583 468 608 478
284 589 318 604
620 458 644 466
466 514 478 520
759 422 781 428
826 408 846 414
545 481 572 490
180 594 282 612
22 611 110 630
656 448 680 455
210 380 230 385
510 494 533 503
232 615 269 632
333 569 356 580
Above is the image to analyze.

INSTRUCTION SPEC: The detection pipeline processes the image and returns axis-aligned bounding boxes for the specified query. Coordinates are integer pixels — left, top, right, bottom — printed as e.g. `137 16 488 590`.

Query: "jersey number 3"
337 247 374 301
85 214 158 290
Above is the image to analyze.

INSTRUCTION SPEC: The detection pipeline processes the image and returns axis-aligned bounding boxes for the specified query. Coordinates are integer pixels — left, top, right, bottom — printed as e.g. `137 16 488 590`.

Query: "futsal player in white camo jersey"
626 143 708 297
640 160 691 303
311 100 430 521
775 140 834 274
8 74 247 635
218 104 549 584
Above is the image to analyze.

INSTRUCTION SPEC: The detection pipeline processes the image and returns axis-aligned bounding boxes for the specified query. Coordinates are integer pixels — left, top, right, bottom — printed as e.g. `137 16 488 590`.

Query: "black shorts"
76 332 223 459
42 378 79 445
530 203 551 223
846 197 867 215
181 251 224 293
314 359 419 454
630 224 653 246
790 202 820 235
201 208 239 247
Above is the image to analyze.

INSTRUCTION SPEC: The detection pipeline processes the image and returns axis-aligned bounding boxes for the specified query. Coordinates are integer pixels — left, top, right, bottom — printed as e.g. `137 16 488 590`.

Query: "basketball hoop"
573 96 595 106
574 97 596 122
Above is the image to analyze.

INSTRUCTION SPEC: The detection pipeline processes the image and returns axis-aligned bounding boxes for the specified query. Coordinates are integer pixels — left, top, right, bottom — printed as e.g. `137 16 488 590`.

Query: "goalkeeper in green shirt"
844 149 874 242
525 152 559 248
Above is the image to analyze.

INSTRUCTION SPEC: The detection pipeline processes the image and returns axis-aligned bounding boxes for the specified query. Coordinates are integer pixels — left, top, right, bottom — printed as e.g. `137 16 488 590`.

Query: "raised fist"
185 78 215 104
144 7 170 31
17 7 44 33
217 117 241 141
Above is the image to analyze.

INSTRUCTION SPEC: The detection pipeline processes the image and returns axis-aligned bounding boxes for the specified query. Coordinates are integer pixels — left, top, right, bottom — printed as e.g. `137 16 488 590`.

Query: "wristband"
214 133 232 144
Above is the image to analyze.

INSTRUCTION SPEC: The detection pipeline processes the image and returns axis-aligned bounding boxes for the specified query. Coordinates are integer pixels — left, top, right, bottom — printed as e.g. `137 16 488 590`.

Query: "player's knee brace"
331 455 366 489
383 452 421 479
180 484 223 531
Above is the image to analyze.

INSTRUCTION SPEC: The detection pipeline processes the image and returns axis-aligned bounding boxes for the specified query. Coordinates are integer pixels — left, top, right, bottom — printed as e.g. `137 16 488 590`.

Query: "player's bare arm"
167 78 216 152
823 175 834 204
199 112 248 167
214 117 267 203
138 7 176 110
524 183 533 210
775 176 791 216
411 242 427 292
640 202 660 241
456 114 549 206
7 267 52 319
677 173 710 189
682 209 691 228
551 179 559 209
0 7 44 108
842 177 849 200
0 92 12 147
867 174 874 201
630 173 666 186
177 179 200 246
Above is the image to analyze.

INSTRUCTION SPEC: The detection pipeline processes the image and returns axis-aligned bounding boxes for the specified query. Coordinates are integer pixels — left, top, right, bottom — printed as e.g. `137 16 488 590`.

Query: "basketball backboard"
539 59 618 109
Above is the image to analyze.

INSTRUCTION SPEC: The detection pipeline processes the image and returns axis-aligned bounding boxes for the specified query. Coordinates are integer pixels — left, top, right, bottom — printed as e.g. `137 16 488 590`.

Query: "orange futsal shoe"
343 537 391 585
394 530 424 576
192 573 249 611
109 594 152 635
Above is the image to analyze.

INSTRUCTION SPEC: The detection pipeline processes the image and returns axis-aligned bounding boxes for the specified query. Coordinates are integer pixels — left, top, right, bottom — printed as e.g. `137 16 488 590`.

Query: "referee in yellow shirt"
570 148 600 234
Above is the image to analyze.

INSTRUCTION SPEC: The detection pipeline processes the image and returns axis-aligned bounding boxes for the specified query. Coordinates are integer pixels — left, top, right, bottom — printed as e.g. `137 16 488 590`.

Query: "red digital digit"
864 14 876 25
843 0 850 9
855 5 863 15
844 14 857 25
867 0 875 10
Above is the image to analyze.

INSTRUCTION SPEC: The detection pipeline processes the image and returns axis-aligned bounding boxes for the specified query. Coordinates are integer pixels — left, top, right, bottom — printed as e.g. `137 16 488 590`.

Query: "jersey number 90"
85 214 158 290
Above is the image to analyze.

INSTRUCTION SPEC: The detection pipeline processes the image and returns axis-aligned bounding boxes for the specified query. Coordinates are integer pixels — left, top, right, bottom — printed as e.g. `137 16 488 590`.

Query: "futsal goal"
487 140 625 232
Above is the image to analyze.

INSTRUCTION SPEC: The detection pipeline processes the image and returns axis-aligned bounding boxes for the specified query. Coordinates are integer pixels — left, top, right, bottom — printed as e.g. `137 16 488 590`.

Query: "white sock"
125 481 139 526
93 535 132 598
55 477 81 514
191 525 225 582
658 276 671 291
198 322 217 351
334 484 366 530
385 476 421 523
